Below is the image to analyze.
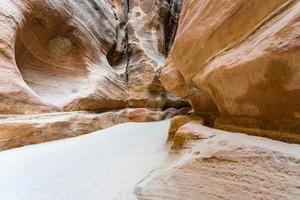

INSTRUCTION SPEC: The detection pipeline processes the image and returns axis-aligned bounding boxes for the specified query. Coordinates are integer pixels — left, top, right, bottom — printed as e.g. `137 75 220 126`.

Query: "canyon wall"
0 0 299 199
136 1 300 199
161 0 300 142
1 0 298 149
0 0 184 114
0 0 187 150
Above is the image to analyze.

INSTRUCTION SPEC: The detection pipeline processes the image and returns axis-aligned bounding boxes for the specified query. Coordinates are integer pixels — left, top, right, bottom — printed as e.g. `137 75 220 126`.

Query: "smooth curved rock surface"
0 0 184 114
161 0 300 142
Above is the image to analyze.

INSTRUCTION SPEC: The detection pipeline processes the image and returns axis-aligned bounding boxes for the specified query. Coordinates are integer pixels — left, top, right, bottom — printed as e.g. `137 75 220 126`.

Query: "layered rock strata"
161 0 300 142
136 1 300 198
0 0 184 114
136 118 300 199
0 107 189 151
0 0 186 150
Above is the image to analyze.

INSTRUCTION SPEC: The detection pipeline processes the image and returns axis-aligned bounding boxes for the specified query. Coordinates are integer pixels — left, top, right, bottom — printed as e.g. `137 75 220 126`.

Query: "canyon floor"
0 120 300 200
0 121 170 200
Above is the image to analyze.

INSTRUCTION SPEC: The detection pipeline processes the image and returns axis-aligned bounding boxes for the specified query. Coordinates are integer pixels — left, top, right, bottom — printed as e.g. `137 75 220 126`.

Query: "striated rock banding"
0 0 185 114
0 107 189 151
0 0 187 150
161 0 300 142
136 119 300 199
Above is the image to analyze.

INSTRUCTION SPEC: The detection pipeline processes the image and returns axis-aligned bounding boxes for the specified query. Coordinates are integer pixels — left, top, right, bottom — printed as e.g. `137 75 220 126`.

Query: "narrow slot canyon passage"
0 0 299 199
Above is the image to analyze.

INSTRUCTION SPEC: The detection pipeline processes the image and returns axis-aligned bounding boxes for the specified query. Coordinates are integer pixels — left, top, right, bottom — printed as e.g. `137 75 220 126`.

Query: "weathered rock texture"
135 1 300 198
0 0 187 150
0 107 189 151
161 0 300 142
136 119 300 199
0 0 184 114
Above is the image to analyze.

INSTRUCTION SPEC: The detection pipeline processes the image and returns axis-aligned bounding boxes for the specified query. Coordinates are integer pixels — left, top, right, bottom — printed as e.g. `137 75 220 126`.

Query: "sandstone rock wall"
161 0 300 142
136 2 300 198
0 1 299 199
0 0 188 150
0 0 185 114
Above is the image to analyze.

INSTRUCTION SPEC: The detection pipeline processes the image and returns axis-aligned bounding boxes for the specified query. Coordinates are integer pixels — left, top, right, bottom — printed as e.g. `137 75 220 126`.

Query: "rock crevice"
0 0 186 150
0 0 185 115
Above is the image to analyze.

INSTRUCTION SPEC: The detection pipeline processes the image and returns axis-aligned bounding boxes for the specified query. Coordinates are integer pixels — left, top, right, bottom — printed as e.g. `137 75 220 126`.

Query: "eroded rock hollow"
0 0 186 149
1 0 184 114
0 0 300 199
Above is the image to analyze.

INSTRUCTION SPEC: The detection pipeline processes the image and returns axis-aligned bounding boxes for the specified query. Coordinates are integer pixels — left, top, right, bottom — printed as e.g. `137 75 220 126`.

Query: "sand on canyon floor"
0 120 170 200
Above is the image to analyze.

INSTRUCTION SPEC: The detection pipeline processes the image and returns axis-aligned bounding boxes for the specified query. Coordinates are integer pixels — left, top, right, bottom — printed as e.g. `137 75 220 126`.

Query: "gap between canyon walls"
164 0 182 56
124 0 130 86
108 0 184 109
0 0 189 150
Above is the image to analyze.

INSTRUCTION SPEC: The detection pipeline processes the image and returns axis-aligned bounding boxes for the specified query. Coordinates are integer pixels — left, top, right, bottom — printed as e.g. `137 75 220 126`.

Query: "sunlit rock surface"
161 0 300 142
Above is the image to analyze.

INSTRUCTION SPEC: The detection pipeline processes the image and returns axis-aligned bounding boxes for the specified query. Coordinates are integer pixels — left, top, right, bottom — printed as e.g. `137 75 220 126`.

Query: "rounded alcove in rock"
15 7 91 108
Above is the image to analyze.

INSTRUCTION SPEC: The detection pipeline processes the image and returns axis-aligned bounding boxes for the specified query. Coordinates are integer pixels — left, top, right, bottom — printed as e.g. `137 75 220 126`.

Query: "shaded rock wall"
0 0 184 114
161 0 300 142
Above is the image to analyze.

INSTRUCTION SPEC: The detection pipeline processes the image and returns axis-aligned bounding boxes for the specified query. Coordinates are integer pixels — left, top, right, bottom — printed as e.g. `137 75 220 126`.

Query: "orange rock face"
0 1 299 199
135 2 300 199
0 0 184 114
161 0 300 142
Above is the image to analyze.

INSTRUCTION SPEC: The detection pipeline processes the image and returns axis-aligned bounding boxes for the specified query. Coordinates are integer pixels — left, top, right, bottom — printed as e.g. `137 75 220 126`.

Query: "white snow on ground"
0 120 170 200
